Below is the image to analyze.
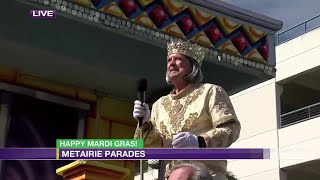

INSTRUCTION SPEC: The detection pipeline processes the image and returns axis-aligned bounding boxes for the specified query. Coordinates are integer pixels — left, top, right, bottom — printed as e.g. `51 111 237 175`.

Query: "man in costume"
133 39 241 180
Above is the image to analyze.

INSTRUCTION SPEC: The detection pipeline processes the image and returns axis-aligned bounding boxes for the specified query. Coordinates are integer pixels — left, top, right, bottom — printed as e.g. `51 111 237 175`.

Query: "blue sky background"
221 0 320 32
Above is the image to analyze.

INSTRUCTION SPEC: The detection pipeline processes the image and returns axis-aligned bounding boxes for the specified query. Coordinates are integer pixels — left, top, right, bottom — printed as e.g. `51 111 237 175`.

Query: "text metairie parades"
0 147 268 160
60 149 145 158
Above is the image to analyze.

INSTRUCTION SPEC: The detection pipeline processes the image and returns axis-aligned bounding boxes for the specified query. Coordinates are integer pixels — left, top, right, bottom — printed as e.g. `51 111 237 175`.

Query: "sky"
221 0 320 32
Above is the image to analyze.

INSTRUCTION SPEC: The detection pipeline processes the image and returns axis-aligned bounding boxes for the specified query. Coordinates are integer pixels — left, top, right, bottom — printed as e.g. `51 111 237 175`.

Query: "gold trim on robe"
134 83 241 176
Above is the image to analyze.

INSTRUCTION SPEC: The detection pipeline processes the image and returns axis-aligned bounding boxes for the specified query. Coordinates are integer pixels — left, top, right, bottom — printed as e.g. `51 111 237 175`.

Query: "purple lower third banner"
0 148 270 160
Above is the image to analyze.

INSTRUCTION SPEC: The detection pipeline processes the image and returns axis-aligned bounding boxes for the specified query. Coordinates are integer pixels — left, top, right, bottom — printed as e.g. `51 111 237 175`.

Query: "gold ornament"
167 39 206 65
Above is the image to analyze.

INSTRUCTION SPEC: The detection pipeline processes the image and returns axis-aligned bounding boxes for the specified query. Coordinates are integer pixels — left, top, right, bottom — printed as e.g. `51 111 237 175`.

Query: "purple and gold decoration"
87 0 269 62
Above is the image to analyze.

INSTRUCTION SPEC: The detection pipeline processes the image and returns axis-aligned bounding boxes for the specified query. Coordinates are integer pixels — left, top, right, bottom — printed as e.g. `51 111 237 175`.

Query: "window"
0 91 88 180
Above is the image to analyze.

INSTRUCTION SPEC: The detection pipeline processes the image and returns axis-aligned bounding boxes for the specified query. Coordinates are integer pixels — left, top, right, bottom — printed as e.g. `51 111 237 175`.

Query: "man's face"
167 53 192 82
168 167 195 180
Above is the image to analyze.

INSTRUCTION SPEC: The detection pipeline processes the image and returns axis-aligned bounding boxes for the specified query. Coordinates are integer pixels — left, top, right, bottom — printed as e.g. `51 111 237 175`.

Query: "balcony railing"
277 14 320 45
281 101 320 128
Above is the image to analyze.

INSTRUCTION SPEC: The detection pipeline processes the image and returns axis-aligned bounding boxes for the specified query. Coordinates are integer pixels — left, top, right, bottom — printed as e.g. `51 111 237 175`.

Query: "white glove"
133 100 150 124
172 132 199 148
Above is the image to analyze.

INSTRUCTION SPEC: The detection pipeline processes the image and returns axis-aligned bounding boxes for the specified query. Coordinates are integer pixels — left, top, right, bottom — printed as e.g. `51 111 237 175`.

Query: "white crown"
167 39 206 65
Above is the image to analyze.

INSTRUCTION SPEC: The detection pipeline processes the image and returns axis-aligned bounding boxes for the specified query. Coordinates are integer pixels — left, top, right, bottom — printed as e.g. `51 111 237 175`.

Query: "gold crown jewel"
167 39 206 65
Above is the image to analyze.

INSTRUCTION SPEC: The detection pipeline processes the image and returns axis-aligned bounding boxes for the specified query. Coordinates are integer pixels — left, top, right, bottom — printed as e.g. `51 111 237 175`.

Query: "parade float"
0 0 282 179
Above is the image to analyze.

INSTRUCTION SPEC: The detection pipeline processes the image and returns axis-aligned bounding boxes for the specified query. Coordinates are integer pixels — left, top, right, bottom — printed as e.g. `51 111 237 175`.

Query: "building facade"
228 24 320 180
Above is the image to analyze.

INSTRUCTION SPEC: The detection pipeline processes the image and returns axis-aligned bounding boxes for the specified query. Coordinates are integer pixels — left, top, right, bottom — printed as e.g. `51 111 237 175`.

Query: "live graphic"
30 10 56 18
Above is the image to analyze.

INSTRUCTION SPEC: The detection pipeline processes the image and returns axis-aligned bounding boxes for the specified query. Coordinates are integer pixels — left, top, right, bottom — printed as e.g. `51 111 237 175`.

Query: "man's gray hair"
170 162 215 180
166 56 203 84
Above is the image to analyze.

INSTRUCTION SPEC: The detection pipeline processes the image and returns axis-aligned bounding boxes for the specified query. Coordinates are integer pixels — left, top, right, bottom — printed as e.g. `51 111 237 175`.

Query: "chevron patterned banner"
72 0 270 64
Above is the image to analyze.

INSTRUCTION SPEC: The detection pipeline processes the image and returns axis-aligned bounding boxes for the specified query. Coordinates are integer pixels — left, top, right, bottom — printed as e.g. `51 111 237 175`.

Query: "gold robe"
134 83 241 177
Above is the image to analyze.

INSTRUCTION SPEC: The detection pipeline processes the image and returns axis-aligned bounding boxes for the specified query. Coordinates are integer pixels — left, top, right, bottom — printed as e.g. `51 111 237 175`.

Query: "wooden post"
56 160 130 180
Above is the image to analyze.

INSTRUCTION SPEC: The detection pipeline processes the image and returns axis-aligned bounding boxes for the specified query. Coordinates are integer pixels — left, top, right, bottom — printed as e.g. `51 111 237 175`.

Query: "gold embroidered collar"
170 83 202 100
